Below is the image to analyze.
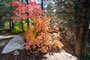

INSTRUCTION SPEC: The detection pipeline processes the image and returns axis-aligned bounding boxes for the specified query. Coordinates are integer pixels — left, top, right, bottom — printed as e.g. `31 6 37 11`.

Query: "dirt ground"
0 41 79 60
0 33 79 60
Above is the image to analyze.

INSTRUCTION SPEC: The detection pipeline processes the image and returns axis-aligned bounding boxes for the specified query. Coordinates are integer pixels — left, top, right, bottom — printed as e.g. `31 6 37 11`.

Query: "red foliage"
11 1 19 7
11 0 44 20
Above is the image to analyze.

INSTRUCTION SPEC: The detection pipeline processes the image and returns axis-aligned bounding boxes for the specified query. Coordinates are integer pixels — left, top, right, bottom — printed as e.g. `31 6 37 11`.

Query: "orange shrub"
24 17 63 53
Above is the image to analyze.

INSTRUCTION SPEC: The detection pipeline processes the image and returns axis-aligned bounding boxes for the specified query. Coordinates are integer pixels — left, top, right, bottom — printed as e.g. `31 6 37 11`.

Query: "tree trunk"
88 29 90 43
21 20 24 32
80 0 90 58
26 0 29 28
20 0 24 33
9 0 14 31
26 15 29 28
9 19 14 31
41 0 44 10
75 0 84 56
75 0 90 59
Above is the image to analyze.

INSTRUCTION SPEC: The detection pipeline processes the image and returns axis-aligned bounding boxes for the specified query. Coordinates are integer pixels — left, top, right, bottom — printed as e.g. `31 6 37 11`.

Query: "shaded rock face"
2 35 25 54
61 30 76 46
56 19 76 46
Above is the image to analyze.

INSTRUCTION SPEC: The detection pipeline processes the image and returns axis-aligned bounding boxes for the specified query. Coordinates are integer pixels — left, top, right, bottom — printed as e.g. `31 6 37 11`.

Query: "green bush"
11 20 27 34
11 26 22 34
